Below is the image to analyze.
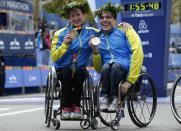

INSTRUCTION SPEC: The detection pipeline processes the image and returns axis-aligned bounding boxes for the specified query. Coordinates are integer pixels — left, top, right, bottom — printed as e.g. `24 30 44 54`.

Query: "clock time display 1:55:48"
124 2 161 11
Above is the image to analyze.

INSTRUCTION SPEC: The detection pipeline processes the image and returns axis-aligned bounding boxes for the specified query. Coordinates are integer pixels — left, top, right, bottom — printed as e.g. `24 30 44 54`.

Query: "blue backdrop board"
0 0 36 66
168 70 181 82
0 0 33 13
0 33 35 54
40 66 50 86
121 0 171 97
5 67 23 88
43 12 62 29
22 67 42 87
0 0 35 55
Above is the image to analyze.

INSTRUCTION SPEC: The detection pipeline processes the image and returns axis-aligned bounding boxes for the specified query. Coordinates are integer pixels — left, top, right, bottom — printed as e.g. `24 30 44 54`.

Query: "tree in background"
33 0 41 32
35 0 181 28
171 0 181 24
42 0 95 26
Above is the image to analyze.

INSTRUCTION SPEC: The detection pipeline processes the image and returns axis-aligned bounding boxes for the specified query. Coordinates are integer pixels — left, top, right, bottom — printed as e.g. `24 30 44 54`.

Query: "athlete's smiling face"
69 8 85 27
100 11 116 32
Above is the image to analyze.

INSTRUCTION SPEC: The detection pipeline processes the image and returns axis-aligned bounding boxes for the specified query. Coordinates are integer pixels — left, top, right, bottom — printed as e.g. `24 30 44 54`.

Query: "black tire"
91 118 98 129
44 73 51 124
80 119 90 129
170 74 181 124
46 73 56 127
52 118 60 130
82 73 94 125
127 73 157 127
87 74 97 128
110 120 120 130
95 81 117 127
82 77 90 118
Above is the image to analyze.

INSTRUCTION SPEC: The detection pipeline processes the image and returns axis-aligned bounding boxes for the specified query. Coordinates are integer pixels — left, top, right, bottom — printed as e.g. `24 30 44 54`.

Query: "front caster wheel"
52 118 60 130
80 119 90 129
91 119 98 129
110 120 120 130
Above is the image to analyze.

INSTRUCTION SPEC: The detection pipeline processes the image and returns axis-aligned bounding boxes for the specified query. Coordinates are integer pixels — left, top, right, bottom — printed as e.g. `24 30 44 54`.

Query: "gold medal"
69 30 77 38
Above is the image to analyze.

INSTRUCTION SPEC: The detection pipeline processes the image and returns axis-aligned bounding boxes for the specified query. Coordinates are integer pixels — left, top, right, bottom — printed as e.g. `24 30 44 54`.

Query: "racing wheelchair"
44 67 98 130
170 74 181 124
93 72 157 130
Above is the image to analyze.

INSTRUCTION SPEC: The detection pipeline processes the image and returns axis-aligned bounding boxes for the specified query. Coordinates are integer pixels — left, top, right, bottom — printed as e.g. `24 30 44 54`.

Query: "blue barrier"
4 66 101 88
169 54 181 68
40 67 49 86
168 70 181 82
5 67 23 88
4 66 47 88
23 68 42 87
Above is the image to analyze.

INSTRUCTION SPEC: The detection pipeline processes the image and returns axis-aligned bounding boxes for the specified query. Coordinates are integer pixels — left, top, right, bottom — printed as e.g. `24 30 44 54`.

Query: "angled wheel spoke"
145 101 151 116
138 99 146 123
104 112 109 121
133 101 139 114
110 113 113 121
141 101 147 123
138 101 143 121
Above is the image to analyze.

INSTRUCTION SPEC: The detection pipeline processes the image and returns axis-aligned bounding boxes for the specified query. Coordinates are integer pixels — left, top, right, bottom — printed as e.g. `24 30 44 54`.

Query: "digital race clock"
124 2 161 11
122 0 164 18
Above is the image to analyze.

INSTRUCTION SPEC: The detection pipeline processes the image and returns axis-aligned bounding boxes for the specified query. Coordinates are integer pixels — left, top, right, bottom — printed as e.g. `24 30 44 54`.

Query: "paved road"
0 94 181 131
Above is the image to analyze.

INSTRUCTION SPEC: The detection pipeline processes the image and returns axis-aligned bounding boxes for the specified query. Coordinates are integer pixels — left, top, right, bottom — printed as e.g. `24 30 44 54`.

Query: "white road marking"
0 98 44 102
0 108 11 111
0 107 44 117
0 105 59 117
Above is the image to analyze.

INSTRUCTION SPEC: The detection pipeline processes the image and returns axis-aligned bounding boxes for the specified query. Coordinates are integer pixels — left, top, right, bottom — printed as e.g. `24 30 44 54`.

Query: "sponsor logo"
138 20 149 34
28 75 37 82
142 66 147 72
25 38 34 49
0 40 5 49
10 39 20 50
9 74 17 84
141 41 149 46
131 13 154 18
0 1 29 11
144 53 153 58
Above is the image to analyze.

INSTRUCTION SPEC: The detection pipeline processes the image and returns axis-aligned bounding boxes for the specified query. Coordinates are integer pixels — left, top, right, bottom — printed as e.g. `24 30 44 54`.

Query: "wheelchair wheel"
110 120 120 130
95 81 117 127
87 73 98 129
81 73 95 129
46 76 54 127
45 67 60 127
45 73 50 124
80 119 90 129
127 73 157 127
52 118 61 130
170 74 181 124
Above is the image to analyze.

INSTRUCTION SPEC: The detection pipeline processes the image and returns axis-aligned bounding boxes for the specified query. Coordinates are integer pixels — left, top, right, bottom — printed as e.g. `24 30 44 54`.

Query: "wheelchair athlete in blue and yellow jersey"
50 2 99 119
91 2 144 111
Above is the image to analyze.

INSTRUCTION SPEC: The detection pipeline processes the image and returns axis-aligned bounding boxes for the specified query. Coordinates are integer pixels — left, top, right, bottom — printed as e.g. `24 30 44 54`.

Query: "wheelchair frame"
44 67 157 130
170 74 181 124
44 67 98 129
94 72 157 130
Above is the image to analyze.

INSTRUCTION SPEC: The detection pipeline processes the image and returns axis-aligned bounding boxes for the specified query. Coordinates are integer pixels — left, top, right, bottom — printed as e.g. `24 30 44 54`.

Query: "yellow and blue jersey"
51 25 99 69
93 26 144 84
